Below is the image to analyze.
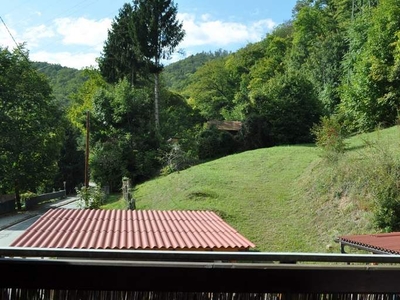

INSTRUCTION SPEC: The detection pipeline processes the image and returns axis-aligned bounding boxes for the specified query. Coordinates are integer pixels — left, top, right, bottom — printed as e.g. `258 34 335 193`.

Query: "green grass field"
103 126 400 252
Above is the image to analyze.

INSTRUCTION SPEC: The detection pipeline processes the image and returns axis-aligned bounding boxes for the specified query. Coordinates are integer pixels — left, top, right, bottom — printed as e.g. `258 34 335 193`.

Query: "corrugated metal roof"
11 209 255 251
339 232 400 254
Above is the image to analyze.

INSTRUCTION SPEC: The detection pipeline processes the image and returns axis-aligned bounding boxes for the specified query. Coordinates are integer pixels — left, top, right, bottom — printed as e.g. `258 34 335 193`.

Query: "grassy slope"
134 126 400 252
135 145 319 252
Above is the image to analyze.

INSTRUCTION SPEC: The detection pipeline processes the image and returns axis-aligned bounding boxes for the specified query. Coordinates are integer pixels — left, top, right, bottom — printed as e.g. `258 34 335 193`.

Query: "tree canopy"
0 47 64 208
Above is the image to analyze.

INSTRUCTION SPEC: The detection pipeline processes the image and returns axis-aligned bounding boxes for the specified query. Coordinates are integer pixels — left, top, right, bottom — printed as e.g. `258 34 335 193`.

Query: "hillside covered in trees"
33 62 88 109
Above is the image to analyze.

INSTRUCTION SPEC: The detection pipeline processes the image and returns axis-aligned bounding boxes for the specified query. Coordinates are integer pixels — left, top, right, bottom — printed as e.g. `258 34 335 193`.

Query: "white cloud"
1 12 278 69
0 23 20 49
178 13 276 48
30 50 99 69
54 17 112 50
22 25 54 48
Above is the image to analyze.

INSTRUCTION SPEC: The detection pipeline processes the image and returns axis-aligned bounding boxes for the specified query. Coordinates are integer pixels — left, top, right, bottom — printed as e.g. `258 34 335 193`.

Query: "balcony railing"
1 248 400 299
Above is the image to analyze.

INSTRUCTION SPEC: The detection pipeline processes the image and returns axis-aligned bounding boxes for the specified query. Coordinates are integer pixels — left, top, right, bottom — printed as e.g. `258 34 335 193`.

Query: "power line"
1 1 123 71
0 15 30 63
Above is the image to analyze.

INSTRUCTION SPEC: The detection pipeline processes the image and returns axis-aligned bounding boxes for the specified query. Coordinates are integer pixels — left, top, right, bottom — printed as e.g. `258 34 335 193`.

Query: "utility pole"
85 111 90 188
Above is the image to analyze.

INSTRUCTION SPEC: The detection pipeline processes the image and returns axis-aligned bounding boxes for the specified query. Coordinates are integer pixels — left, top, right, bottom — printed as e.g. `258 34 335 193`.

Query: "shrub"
251 73 322 145
20 191 37 209
196 127 238 160
312 116 346 162
76 186 105 209
306 133 400 232
161 142 194 175
367 144 400 232
238 114 273 150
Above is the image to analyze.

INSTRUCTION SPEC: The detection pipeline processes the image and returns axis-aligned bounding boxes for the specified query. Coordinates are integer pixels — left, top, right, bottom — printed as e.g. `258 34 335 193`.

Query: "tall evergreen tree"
130 0 185 129
99 3 146 86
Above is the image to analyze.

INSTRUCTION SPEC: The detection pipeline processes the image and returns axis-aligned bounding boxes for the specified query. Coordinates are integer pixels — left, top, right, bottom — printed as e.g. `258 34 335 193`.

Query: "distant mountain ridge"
33 61 87 109
162 50 230 92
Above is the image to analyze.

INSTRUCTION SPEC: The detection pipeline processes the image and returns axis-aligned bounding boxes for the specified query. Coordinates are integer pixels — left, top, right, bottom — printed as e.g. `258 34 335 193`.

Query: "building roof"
11 209 255 251
207 120 242 132
338 232 400 254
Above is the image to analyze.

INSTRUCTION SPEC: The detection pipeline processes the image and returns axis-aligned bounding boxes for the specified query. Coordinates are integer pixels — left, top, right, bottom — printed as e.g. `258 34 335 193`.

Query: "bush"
367 144 400 232
76 186 105 209
238 114 273 150
251 73 322 145
196 127 238 160
306 133 400 232
161 142 195 175
312 116 347 162
20 191 37 209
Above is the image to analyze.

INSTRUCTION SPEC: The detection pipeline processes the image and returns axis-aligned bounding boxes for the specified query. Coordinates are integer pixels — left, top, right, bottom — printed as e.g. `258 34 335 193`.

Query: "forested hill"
33 62 87 109
162 49 230 92
32 50 226 107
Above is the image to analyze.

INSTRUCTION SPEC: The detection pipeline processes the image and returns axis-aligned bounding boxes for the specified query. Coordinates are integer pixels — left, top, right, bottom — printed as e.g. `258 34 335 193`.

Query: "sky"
1 0 298 69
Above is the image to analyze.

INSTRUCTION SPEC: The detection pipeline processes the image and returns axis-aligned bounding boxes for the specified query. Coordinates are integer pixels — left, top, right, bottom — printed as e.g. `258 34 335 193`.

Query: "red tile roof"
11 209 255 251
338 232 400 254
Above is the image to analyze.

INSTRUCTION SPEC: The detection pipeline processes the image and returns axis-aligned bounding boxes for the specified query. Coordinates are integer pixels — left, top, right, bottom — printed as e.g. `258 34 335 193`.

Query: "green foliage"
53 123 85 194
0 47 64 209
68 69 107 133
98 3 147 86
238 114 273 150
365 142 400 232
251 73 322 145
131 0 185 128
161 143 195 175
162 50 230 92
185 57 237 120
90 79 161 185
289 2 346 115
196 127 238 160
248 33 291 91
159 90 204 149
100 194 127 210
373 163 400 232
76 186 105 209
90 141 125 191
305 126 400 233
33 62 87 109
312 116 346 162
20 191 37 209
131 0 185 67
339 0 400 132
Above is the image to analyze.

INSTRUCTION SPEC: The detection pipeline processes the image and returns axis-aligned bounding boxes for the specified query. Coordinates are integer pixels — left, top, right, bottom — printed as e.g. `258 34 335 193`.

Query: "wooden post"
85 111 90 188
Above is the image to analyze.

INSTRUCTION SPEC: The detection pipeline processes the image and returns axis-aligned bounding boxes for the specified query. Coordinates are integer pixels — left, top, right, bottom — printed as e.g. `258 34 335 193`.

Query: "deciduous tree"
0 47 64 209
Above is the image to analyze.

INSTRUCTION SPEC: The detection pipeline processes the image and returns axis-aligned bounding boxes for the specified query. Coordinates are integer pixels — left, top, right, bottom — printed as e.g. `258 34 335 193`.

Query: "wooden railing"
1 249 400 298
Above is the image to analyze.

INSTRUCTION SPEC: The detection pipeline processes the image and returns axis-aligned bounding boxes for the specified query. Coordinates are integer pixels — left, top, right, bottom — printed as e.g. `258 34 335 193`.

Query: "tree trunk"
154 72 160 130
14 179 22 210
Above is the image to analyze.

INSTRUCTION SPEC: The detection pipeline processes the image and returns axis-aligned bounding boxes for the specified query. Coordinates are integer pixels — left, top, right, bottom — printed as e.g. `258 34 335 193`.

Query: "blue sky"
1 0 297 69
